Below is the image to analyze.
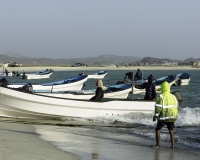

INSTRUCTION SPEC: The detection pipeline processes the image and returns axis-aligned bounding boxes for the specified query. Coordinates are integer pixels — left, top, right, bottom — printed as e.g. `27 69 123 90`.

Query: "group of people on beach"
90 69 179 149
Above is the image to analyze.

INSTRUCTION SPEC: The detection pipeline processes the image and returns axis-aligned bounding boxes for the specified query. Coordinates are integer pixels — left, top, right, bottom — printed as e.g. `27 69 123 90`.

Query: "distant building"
178 61 194 66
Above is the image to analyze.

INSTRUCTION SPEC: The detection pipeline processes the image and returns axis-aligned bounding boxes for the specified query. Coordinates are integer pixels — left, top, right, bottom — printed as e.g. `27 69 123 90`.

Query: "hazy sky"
1 0 200 60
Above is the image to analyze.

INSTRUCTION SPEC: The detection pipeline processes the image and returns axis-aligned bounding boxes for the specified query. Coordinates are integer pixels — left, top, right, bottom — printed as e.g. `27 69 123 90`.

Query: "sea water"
6 69 200 159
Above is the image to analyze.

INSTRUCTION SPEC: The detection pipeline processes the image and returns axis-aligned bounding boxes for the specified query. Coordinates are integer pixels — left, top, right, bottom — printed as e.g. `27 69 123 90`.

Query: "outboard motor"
22 72 26 79
12 71 16 76
175 77 181 86
124 72 133 79
21 83 33 93
16 71 20 77
79 72 85 76
171 90 183 112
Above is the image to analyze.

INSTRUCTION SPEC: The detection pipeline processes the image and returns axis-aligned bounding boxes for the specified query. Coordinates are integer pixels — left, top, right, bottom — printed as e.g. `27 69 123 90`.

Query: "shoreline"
0 118 199 160
1 119 200 160
3 66 200 72
0 121 80 160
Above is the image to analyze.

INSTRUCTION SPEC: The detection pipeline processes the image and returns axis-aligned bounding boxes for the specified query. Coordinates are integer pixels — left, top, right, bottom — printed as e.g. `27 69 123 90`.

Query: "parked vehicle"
71 63 87 67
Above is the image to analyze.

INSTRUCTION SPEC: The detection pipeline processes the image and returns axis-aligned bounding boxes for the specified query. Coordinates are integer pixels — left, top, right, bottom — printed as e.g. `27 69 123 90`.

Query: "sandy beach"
3 65 200 73
0 118 200 160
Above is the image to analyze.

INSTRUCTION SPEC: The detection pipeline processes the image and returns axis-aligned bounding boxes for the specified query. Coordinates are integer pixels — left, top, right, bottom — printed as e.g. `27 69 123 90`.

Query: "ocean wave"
176 107 200 126
89 112 155 126
87 107 200 127
178 139 200 149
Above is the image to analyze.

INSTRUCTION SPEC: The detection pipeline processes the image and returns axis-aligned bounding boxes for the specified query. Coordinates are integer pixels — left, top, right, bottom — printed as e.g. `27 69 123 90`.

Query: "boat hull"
0 72 13 77
179 78 190 85
22 73 52 79
36 87 132 100
0 86 155 119
8 77 88 91
88 73 107 79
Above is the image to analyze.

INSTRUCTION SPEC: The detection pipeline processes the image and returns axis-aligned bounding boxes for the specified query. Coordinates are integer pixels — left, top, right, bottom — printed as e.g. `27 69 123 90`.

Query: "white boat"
87 70 107 79
35 83 132 100
0 72 13 77
7 75 88 91
20 69 53 79
176 72 190 86
153 74 178 86
0 84 155 119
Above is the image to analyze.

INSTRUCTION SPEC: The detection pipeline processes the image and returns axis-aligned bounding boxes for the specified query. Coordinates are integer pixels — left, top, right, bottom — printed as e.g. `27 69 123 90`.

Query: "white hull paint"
8 77 88 91
36 87 132 100
0 86 155 119
88 73 107 79
179 78 190 86
20 72 52 79
0 72 13 77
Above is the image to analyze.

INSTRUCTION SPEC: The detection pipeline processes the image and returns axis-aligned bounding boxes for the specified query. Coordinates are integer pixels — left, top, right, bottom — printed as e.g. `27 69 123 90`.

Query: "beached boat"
176 72 190 86
0 84 155 119
87 70 107 79
153 74 178 86
79 70 107 79
20 69 53 79
35 83 132 100
7 75 88 91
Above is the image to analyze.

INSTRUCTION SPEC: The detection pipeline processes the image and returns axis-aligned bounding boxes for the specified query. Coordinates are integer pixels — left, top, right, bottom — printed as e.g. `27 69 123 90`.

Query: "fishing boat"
20 69 53 79
153 74 178 86
7 75 88 91
0 72 13 77
34 83 132 100
79 70 107 79
0 83 155 119
87 70 107 79
176 72 190 85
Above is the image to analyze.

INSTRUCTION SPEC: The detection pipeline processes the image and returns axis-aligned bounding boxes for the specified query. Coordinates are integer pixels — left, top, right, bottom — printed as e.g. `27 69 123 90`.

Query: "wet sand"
0 121 80 160
0 119 199 160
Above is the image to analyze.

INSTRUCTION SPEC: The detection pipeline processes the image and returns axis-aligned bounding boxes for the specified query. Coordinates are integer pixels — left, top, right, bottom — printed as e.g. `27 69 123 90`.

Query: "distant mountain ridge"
0 53 200 66
0 53 142 66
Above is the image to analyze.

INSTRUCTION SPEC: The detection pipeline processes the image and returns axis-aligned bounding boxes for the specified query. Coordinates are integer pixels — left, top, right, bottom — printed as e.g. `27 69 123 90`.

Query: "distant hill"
0 53 199 66
0 54 142 66
184 57 199 62
139 57 182 64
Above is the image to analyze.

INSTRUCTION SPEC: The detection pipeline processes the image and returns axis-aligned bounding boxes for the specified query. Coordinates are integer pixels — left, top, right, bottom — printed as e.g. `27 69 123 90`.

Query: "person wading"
153 81 179 149
135 74 156 100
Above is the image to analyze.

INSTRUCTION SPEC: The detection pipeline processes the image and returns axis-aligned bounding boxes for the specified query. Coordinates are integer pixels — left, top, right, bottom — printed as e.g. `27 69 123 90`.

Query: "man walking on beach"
153 81 179 148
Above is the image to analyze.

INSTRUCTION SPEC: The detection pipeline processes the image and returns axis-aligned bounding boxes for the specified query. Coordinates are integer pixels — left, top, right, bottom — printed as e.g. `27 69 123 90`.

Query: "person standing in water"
153 81 179 149
135 74 156 100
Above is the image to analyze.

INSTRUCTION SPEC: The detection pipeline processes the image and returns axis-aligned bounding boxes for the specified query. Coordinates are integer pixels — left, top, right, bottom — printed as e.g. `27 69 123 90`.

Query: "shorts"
155 122 175 131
